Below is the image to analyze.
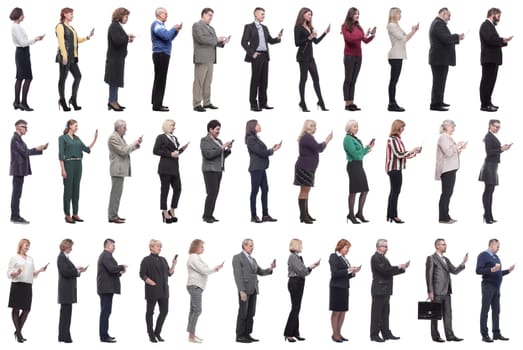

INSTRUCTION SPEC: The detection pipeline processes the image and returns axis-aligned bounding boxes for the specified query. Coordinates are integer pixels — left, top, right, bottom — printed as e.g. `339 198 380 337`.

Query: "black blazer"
484 131 502 163
428 17 460 66
241 22 281 62
57 252 81 304
97 250 125 295
246 134 273 171
139 253 173 300
10 132 42 177
329 253 354 289
480 20 506 65
370 252 404 296
294 25 326 62
153 133 184 175
104 21 129 87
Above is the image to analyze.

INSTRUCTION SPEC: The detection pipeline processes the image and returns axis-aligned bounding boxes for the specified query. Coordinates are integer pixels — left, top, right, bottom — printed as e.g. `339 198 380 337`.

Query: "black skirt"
347 160 369 193
478 161 498 185
294 167 315 187
329 287 349 311
15 47 33 80
8 282 32 310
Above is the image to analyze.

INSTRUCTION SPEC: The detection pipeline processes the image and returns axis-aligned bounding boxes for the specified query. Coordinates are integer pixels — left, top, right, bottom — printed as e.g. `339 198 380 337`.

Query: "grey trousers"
193 63 213 107
187 285 203 333
108 176 124 220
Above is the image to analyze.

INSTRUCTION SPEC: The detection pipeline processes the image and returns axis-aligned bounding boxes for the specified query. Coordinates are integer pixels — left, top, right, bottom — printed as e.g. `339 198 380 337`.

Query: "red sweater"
342 24 374 56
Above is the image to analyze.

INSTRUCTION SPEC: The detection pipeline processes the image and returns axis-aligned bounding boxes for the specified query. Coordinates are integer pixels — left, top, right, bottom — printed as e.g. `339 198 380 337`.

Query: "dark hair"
254 7 265 15
438 7 449 15
60 7 73 22
434 238 445 248
343 7 359 32
488 238 499 246
487 8 501 17
9 7 23 21
104 238 115 248
15 119 27 127
207 119 221 132
488 119 501 127
201 7 214 17
244 119 258 143
295 7 313 31
112 7 130 22
63 119 78 138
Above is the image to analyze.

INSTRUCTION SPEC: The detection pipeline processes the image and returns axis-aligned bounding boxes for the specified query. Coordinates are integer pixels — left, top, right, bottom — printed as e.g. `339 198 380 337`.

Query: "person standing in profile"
10 119 47 224
479 8 513 112
479 119 511 224
428 8 464 112
107 119 142 224
425 238 467 343
150 7 182 112
139 239 177 343
97 238 126 343
476 239 514 342
192 7 230 112
241 7 282 112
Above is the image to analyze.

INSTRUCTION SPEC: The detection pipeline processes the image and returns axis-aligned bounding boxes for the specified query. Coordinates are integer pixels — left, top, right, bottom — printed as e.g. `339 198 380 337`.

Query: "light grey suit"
426 253 465 340
107 131 140 220
192 19 225 107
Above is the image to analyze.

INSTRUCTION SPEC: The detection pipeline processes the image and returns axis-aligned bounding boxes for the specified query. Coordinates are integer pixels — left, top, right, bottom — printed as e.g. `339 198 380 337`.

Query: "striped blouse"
385 135 410 172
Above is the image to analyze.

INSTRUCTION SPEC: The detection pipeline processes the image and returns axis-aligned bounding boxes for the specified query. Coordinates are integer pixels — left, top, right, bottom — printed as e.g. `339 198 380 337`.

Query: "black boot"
304 199 316 221
298 199 313 224
69 97 82 111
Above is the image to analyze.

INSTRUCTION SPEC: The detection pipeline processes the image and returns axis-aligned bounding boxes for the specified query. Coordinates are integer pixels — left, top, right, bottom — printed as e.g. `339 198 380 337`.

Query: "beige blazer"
435 132 459 180
387 22 407 59
108 131 139 177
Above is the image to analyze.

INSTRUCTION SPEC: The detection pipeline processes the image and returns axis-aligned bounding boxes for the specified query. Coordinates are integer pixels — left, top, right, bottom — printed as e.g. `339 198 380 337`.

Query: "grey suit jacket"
192 20 224 64
232 251 272 295
426 253 465 296
108 131 139 177
200 134 231 172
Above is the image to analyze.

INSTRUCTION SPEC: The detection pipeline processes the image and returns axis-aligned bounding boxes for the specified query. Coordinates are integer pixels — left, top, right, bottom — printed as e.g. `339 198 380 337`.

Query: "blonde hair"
298 119 317 141
345 120 358 134
189 239 204 254
162 119 175 133
289 239 303 253
389 119 406 137
388 7 401 23
17 239 30 254
59 238 74 252
149 239 162 250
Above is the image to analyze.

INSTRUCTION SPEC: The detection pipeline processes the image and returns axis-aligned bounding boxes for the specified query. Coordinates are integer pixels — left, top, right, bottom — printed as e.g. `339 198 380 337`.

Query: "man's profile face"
254 10 265 22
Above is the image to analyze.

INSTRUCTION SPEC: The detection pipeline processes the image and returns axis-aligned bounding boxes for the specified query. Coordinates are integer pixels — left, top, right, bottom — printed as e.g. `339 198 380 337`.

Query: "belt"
64 157 81 161
256 51 268 53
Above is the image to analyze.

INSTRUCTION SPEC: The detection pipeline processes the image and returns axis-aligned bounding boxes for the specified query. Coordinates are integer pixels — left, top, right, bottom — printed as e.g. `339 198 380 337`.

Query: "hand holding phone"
174 254 179 260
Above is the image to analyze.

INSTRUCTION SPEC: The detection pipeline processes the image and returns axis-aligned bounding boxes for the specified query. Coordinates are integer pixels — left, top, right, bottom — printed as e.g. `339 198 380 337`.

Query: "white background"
0 0 521 349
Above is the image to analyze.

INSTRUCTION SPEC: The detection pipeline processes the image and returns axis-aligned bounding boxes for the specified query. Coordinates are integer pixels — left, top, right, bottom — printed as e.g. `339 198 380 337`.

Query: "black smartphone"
370 138 375 144
231 139 235 144
280 28 284 34
44 263 50 270
174 254 179 260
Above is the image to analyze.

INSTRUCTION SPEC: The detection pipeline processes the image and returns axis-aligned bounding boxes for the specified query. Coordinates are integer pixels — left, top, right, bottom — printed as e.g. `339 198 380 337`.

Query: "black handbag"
418 301 442 320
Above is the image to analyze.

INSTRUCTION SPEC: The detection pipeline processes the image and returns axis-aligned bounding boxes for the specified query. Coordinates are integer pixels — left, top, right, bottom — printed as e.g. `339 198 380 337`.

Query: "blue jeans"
109 85 118 103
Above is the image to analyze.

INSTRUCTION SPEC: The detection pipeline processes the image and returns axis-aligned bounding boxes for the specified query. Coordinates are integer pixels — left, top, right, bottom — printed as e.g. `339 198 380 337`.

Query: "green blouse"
343 134 369 162
58 134 90 160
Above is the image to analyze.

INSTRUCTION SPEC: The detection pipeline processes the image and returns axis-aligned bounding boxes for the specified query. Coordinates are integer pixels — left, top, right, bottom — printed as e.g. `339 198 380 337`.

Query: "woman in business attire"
10 7 44 111
329 239 360 342
342 7 375 111
386 7 418 112
294 7 330 112
186 239 223 343
479 119 511 224
57 239 87 343
435 120 467 223
200 119 232 223
385 119 420 223
283 239 320 342
245 119 281 223
58 119 98 223
8 239 47 343
105 7 135 111
344 120 374 224
153 119 188 223
55 7 94 111
295 119 333 224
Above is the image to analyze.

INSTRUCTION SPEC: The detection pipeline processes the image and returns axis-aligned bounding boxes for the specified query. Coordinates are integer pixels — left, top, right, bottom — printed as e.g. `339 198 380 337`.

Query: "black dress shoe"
447 336 463 342
251 216 262 223
346 104 361 111
493 334 509 341
152 106 169 112
155 334 165 342
370 336 385 342
236 336 252 343
482 336 493 343
490 104 499 109
203 104 219 109
193 105 206 112
430 105 449 111
202 217 215 223
148 335 158 343
101 338 117 343
260 105 273 109
387 104 405 112
246 335 259 342
441 102 450 107
480 105 497 112
262 215 277 222
432 337 445 342
250 106 262 112
383 334 400 340
12 216 30 224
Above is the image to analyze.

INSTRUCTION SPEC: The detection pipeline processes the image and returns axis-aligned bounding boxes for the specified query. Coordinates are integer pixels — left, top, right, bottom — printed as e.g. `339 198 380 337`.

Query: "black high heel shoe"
168 209 178 223
14 331 24 343
317 101 329 111
58 99 71 111
387 216 404 224
483 216 494 224
162 212 173 224
295 336 306 341
356 213 369 223
68 97 82 111
346 214 360 224
298 102 310 112
284 337 296 342
107 102 124 111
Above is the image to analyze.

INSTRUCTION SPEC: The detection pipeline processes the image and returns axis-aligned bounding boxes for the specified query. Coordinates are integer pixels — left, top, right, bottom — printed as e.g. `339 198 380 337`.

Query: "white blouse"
12 23 35 47
186 253 216 290
7 254 35 284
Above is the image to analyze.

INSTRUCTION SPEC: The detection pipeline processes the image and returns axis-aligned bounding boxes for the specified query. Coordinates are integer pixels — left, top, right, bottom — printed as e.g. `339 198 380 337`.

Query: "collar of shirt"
485 249 494 257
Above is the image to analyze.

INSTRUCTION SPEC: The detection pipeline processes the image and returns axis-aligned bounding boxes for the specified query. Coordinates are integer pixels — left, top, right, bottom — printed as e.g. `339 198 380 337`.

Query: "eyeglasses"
19 125 27 129
492 124 501 129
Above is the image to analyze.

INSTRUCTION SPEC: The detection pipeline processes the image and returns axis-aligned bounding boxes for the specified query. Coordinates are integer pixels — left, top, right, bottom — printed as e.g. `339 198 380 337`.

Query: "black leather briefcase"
418 301 442 320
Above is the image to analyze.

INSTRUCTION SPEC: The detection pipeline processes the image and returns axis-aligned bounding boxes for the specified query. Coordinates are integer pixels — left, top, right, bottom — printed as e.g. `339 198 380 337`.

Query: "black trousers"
146 298 169 336
284 277 305 337
343 55 362 101
480 63 499 107
298 60 324 104
249 52 269 107
387 170 402 218
480 283 501 337
58 61 81 100
152 52 170 107
439 170 457 221
370 295 391 337
431 294 455 340
482 183 496 220
388 59 403 104
203 171 222 219
58 303 73 341
99 293 113 340
236 293 257 337
430 65 449 107
159 173 181 210
249 170 268 217
11 176 24 219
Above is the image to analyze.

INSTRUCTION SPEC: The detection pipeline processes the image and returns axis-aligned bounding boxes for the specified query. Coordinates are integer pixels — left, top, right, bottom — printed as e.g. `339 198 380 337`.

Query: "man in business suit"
241 7 282 111
10 119 48 224
476 239 514 342
97 238 127 343
192 8 229 112
479 8 513 112
232 238 276 343
107 119 142 223
426 238 467 342
139 239 177 343
370 239 409 342
428 8 464 111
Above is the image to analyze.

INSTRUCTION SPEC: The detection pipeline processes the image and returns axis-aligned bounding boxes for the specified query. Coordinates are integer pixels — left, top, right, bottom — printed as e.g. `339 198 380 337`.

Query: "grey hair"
242 238 253 248
155 7 166 17
439 119 455 134
345 120 358 134
376 239 388 248
114 119 126 131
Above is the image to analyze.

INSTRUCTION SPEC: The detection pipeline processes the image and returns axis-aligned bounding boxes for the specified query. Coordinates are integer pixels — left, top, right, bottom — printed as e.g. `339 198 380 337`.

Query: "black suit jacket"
329 253 354 290
429 17 460 66
57 252 81 304
241 22 281 62
370 252 404 296
294 25 326 62
246 134 273 171
10 133 42 177
484 132 502 163
97 250 125 295
480 20 506 65
153 133 184 175
139 253 172 300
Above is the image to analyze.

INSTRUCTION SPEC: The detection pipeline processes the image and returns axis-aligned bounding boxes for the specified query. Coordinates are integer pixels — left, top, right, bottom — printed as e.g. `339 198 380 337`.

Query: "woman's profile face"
352 10 360 21
64 11 73 22
303 11 312 23
69 122 79 134
121 15 129 25
209 126 221 139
